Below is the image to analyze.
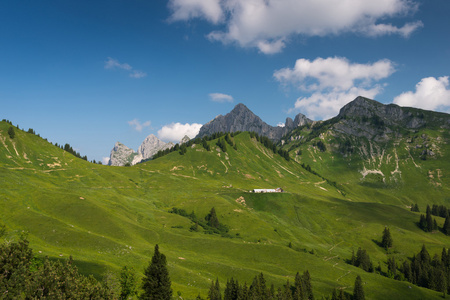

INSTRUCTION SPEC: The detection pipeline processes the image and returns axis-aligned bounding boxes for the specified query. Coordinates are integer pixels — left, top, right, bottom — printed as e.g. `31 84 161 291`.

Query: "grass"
0 122 449 299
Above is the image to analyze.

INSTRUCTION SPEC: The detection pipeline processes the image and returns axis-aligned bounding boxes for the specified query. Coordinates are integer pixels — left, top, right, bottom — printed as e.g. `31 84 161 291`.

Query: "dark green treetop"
140 244 172 300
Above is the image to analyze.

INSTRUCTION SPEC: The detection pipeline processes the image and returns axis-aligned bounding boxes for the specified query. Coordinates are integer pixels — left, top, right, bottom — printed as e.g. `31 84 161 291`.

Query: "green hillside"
1 120 449 299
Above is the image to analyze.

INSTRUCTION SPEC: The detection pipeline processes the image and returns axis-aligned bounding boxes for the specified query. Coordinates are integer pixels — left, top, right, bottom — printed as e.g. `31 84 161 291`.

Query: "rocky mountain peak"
196 103 312 141
109 134 175 166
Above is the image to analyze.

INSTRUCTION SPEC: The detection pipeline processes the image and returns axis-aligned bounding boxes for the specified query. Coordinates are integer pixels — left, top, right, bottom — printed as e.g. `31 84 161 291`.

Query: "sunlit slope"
0 122 448 299
286 121 450 207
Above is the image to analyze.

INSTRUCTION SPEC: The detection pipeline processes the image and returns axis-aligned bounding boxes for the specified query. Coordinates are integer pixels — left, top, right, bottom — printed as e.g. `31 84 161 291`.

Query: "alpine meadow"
1 96 450 299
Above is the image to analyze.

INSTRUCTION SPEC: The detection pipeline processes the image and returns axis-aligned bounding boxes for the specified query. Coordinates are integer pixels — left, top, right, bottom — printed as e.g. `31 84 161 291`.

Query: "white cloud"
277 122 285 128
275 57 395 119
209 93 234 103
168 0 223 24
274 57 395 91
290 87 382 120
128 119 152 132
105 57 146 79
393 76 450 112
169 0 421 53
102 157 110 165
157 122 203 142
105 57 132 70
363 21 423 37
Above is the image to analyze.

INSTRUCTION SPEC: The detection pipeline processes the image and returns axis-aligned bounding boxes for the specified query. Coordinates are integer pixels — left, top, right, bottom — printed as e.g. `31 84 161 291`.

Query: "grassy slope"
0 122 448 299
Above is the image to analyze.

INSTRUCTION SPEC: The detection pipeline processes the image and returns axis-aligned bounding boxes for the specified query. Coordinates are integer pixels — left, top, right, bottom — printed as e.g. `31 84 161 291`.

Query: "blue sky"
1 0 449 163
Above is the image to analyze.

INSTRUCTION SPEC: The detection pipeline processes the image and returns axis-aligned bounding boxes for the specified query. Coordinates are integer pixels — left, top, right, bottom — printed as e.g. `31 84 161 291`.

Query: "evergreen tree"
353 276 365 300
7 126 15 139
208 279 221 300
354 248 373 272
205 207 220 229
387 257 397 278
302 270 314 300
419 214 427 231
381 227 393 250
426 205 434 232
140 244 172 300
443 216 450 235
120 266 138 300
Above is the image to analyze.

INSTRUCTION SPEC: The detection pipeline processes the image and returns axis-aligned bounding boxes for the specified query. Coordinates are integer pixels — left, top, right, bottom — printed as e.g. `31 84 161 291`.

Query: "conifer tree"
387 257 397 278
205 207 220 229
426 205 434 232
120 266 138 300
7 126 15 139
443 216 450 235
353 276 365 300
302 270 314 300
208 278 221 300
140 244 172 300
381 227 393 250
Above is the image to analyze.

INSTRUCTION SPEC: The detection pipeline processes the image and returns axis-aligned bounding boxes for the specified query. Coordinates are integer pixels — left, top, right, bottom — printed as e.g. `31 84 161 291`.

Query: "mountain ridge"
196 103 312 141
1 98 450 299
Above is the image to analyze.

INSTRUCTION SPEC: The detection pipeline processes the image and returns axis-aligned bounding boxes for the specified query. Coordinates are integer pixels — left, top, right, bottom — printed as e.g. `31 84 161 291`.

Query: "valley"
1 97 450 299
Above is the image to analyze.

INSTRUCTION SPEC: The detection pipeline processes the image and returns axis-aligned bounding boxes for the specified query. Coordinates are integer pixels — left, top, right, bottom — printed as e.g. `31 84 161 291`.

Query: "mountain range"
1 96 450 299
109 134 188 166
196 103 312 140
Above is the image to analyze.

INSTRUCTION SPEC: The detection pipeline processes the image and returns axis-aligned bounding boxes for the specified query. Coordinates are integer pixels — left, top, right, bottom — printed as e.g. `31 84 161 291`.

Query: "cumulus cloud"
209 93 234 103
275 57 396 119
169 0 422 53
168 0 223 24
128 119 152 132
105 57 147 79
290 87 382 120
102 157 111 165
393 76 450 112
157 122 203 142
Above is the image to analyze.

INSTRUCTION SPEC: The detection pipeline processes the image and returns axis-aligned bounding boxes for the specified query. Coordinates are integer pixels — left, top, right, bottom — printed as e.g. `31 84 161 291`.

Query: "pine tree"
353 276 365 300
7 126 15 139
208 278 221 300
205 207 220 229
381 227 393 250
302 270 314 300
443 216 450 235
387 257 397 278
426 205 433 232
120 266 138 300
140 244 172 300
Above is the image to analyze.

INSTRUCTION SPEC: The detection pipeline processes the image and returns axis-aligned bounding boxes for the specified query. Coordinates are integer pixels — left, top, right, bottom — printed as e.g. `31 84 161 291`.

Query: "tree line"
2 119 104 164
249 132 290 161
417 204 450 235
204 271 314 300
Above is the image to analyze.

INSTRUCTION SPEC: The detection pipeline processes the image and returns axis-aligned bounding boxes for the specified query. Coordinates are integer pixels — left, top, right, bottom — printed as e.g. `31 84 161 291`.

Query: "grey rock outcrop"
332 96 450 141
109 134 175 166
109 142 139 166
196 103 312 141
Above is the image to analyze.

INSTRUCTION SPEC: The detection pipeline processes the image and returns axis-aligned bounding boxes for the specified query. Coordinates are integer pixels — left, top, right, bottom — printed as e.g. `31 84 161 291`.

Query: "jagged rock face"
109 134 175 166
333 96 450 141
137 134 173 162
196 103 312 141
294 113 311 127
109 142 138 166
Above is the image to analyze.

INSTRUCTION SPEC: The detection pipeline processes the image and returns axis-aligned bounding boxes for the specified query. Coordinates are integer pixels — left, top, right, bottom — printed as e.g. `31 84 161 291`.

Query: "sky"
1 0 450 164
